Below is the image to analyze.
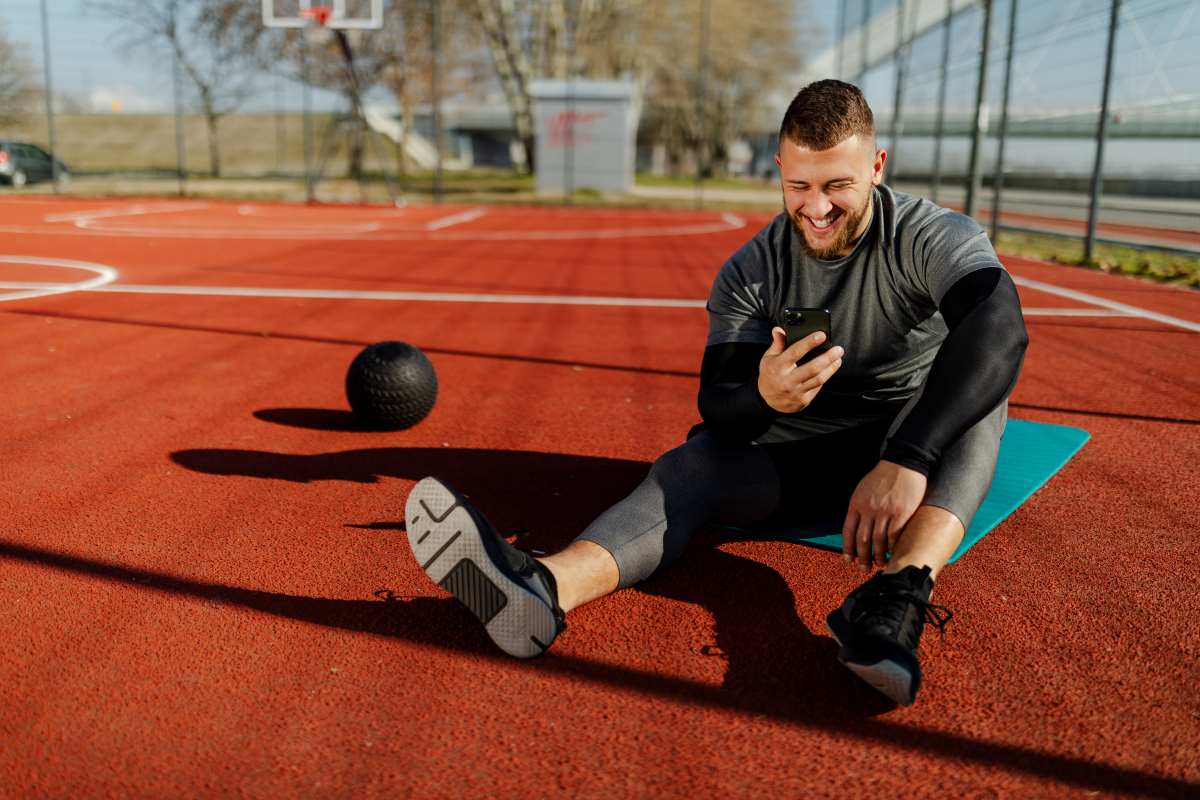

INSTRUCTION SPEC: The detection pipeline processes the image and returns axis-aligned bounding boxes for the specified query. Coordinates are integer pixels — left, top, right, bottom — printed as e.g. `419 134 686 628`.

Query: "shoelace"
921 599 954 639
853 588 954 643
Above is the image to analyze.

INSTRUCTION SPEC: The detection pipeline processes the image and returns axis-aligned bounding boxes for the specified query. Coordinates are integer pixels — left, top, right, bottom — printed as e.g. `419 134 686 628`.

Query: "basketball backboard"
262 0 383 29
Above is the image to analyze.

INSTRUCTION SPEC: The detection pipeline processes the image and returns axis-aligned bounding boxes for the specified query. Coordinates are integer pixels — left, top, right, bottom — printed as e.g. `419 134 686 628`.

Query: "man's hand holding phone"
757 328 844 413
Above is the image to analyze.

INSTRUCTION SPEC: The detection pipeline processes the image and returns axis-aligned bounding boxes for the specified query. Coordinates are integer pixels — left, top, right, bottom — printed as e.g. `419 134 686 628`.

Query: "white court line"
78 218 384 235
0 216 747 241
235 204 409 219
424 208 487 231
0 256 119 302
44 202 211 223
1012 275 1200 332
87 283 709 307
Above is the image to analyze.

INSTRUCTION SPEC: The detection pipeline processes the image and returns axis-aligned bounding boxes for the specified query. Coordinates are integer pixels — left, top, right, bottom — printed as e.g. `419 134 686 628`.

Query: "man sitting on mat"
403 79 1028 706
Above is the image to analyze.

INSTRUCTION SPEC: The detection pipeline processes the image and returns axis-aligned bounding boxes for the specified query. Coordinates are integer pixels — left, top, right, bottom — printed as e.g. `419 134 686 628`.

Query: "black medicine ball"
345 341 438 430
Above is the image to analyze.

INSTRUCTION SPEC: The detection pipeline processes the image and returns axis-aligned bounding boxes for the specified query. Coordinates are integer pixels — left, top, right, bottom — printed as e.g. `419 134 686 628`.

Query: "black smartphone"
781 307 832 364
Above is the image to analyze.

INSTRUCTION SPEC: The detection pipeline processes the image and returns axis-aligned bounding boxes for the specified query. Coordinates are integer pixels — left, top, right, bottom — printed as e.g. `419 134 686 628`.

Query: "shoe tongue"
888 565 933 594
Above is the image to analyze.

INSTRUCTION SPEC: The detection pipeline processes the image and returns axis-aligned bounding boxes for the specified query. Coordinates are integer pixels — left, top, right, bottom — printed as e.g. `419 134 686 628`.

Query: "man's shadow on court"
167 410 891 718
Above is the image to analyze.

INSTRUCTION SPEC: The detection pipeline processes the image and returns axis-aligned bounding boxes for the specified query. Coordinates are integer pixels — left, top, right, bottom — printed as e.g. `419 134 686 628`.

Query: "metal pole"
964 0 994 220
39 0 59 192
1085 0 1121 263
990 0 1018 241
840 0 849 79
274 71 284 175
565 76 575 203
302 36 315 202
931 0 952 202
695 0 711 208
860 0 871 80
431 0 443 203
172 47 186 196
888 0 911 182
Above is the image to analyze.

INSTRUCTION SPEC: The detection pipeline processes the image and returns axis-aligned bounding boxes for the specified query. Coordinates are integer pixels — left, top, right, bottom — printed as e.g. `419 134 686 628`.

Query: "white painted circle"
0 255 119 302
13 202 749 241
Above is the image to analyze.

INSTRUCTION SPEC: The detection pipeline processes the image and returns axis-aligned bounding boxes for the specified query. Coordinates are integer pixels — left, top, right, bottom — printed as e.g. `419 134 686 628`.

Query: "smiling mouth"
802 208 844 234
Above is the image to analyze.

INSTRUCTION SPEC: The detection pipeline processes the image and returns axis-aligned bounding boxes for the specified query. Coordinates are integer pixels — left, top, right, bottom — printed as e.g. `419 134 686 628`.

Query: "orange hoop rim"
299 5 333 27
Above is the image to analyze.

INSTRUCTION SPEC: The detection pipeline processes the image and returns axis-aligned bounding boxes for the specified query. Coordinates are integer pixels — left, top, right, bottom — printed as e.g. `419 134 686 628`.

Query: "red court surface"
0 197 1196 798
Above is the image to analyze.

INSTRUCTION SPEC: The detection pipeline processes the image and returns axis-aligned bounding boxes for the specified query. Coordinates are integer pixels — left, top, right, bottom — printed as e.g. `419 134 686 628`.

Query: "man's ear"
774 151 782 168
872 149 888 186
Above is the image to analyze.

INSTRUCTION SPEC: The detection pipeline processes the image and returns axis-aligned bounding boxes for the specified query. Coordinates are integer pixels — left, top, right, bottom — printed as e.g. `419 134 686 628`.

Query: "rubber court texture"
0 196 1196 798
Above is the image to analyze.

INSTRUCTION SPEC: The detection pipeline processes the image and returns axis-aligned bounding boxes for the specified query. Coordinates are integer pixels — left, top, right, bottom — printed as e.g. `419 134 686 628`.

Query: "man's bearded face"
776 133 885 260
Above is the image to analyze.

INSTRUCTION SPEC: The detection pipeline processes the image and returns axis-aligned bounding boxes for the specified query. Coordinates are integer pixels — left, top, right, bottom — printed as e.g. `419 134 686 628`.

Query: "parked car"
0 140 69 187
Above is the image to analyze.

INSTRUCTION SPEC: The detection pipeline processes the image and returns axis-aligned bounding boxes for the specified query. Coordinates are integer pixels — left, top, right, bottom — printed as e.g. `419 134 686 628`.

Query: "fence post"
1085 0 1121 263
888 0 912 182
695 0 711 209
431 0 443 203
39 0 59 193
172 47 186 197
836 0 847 79
301 36 314 202
990 0 1019 241
860 0 871 80
964 0 994 220
930 0 952 203
274 71 284 175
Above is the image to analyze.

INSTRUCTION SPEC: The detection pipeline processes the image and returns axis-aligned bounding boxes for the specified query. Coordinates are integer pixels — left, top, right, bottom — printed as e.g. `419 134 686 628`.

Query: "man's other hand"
842 460 927 570
757 327 844 414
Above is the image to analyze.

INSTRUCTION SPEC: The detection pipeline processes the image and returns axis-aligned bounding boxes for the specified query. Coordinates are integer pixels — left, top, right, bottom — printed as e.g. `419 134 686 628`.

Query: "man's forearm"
883 269 1028 475
696 342 778 439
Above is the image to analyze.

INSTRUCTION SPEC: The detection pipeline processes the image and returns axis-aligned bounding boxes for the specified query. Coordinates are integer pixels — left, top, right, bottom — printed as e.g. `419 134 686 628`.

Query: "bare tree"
609 0 802 176
88 0 258 177
0 21 36 126
378 1 488 177
469 0 804 177
473 0 540 172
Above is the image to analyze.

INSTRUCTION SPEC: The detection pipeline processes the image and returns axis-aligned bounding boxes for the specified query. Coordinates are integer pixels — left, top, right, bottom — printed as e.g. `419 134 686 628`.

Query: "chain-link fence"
843 0 1199 257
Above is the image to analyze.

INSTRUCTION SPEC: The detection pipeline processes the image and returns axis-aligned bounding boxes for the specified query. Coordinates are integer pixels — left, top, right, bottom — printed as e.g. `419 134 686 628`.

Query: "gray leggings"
578 398 1007 589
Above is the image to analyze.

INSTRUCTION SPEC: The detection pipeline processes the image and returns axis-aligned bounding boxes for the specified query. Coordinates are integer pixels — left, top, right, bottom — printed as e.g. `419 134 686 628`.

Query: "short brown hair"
779 79 875 150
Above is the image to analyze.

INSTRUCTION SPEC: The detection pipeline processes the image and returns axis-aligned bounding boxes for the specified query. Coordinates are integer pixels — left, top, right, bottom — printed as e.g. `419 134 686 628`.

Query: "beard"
787 193 872 260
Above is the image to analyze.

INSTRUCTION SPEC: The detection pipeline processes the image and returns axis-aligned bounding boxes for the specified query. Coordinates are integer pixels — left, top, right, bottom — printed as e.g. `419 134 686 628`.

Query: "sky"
0 1 840 114
0 0 345 112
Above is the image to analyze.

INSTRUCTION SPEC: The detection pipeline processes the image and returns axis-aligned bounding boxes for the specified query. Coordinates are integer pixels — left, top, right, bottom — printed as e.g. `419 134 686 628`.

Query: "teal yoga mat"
736 419 1090 564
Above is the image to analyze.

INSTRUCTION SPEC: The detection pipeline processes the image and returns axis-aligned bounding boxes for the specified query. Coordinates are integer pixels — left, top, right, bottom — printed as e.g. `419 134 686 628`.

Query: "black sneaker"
825 565 953 706
404 477 566 658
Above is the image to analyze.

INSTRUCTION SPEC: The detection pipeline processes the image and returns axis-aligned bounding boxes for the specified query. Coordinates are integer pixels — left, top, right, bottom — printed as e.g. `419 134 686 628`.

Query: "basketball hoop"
262 0 383 30
299 6 333 27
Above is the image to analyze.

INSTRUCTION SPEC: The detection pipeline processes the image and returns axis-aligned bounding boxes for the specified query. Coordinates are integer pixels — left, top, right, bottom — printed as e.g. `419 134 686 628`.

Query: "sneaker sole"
405 477 559 659
825 613 916 706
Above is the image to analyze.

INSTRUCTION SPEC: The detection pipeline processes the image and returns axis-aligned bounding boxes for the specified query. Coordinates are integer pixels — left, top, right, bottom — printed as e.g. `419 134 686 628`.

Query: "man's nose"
801 192 833 219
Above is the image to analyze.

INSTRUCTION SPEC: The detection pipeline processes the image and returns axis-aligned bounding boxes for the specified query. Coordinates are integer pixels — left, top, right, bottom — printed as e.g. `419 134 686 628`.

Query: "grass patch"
994 230 1200 288
635 172 774 190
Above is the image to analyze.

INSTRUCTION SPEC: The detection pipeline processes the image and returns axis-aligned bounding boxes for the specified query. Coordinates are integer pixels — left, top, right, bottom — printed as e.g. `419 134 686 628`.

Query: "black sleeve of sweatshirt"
695 340 779 441
880 268 1028 476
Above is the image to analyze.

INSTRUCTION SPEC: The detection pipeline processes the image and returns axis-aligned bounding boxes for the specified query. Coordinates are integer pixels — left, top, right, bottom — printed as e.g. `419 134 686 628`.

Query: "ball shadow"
254 407 363 431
